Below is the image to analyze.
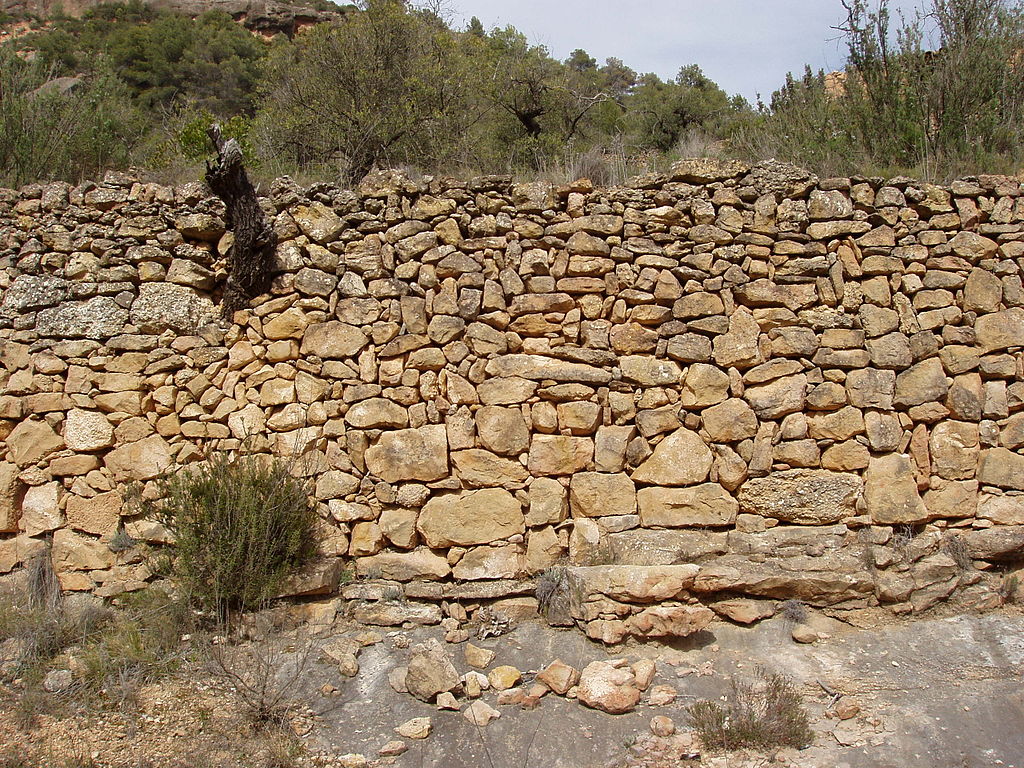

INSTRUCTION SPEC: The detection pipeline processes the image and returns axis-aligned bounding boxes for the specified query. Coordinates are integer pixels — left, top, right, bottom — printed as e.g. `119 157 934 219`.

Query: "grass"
687 667 813 752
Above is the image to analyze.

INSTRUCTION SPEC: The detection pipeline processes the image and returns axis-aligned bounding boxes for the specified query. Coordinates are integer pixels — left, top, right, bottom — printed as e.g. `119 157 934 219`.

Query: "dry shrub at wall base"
142 451 319 620
687 667 813 752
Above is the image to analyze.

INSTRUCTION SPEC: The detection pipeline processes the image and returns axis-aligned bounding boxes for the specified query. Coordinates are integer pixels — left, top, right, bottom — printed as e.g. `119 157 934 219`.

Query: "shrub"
145 451 319 619
687 667 813 751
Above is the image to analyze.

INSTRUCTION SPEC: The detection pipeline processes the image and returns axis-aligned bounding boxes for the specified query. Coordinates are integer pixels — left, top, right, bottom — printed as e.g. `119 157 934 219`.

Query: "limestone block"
557 401 601 435
619 356 683 387
364 425 449 483
345 398 408 429
52 528 114 571
129 284 214 335
417 488 524 548
65 491 121 536
625 604 715 638
637 484 738 527
929 421 979 480
355 549 451 581
631 428 712 486
452 543 524 580
569 472 636 518
977 447 1024 491
293 201 344 243
738 469 861 524
527 435 594 476
923 479 977 519
526 477 568 526
594 426 634 472
452 449 529 488
378 508 418 549
476 406 529 456
6 419 64 467
864 454 930 524
744 374 807 419
477 377 538 405
300 321 369 359
0 462 23 532
680 363 730 408
807 406 864 441
104 434 174 482
894 358 949 407
701 399 758 442
978 492 1024 525
64 409 114 452
712 308 762 369
845 369 896 409
21 481 62 536
525 526 564 573
974 309 1024 353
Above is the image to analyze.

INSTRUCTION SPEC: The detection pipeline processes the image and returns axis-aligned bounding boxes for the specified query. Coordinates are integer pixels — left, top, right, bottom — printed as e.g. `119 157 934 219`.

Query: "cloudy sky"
442 0 931 104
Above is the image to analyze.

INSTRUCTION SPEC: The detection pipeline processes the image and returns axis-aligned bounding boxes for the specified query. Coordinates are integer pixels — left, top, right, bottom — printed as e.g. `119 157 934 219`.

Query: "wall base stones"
1 163 1023 635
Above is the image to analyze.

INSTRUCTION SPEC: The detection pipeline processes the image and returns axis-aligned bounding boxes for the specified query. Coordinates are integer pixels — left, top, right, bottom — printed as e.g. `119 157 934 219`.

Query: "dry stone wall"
1 159 1023 640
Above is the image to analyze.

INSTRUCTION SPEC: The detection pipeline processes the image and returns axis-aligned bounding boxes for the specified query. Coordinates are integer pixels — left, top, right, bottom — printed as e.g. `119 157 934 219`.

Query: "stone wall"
1 159 1023 640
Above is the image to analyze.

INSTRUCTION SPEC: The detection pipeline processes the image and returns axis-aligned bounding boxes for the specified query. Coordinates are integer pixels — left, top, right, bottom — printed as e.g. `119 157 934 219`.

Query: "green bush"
687 667 813 751
146 452 319 619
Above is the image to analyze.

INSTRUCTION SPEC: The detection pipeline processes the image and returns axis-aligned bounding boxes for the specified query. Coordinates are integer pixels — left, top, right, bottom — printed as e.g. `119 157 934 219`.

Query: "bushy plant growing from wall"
144 451 319 619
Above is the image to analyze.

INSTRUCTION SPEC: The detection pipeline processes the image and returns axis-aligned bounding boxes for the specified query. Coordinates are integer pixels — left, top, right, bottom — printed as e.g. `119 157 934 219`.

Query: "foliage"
254 0 472 180
0 50 146 186
24 1 268 114
735 0 1024 180
687 668 814 751
142 451 318 618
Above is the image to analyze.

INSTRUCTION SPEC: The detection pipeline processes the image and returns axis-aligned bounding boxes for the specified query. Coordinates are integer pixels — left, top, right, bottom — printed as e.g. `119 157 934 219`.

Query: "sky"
440 0 931 104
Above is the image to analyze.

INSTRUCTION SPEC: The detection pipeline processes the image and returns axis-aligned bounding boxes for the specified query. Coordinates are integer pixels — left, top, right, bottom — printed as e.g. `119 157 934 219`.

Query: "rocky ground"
1 604 1022 768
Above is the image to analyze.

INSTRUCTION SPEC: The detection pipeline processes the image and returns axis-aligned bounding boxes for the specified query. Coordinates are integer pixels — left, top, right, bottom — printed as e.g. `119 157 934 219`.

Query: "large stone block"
631 428 712 486
38 296 131 339
569 472 636 517
452 449 529 488
6 419 64 467
300 321 369 359
104 435 174 482
364 425 449 483
526 477 568 526
527 435 593 476
417 488 525 548
975 308 1024 353
355 549 451 581
738 469 861 524
129 284 214 335
476 406 530 456
64 409 114 452
638 484 738 527
65 491 121 536
977 447 1024 491
864 454 930 524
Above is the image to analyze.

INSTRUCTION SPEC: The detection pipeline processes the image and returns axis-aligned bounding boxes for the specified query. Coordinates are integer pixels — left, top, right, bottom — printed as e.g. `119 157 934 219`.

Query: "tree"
627 65 735 152
254 0 472 180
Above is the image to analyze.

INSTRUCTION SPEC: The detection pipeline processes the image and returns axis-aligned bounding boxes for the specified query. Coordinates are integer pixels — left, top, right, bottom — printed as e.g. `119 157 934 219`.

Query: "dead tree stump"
205 124 275 319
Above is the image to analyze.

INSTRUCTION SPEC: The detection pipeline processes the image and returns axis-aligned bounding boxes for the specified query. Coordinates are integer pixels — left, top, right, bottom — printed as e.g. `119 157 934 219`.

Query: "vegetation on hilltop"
0 0 1021 187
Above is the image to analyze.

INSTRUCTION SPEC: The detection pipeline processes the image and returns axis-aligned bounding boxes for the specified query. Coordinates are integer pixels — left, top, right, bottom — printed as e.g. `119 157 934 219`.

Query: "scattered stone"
577 661 641 714
463 700 502 726
395 717 432 740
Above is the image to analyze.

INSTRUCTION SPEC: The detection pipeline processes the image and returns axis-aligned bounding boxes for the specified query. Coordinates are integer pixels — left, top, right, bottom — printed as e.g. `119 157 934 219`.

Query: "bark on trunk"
205 124 275 319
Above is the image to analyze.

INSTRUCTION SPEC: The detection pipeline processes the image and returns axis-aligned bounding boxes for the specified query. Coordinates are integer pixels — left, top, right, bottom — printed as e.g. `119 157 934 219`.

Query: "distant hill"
0 0 348 36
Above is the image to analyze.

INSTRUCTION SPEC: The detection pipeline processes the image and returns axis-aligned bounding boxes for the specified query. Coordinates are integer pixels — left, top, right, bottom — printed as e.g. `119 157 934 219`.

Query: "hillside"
0 0 346 35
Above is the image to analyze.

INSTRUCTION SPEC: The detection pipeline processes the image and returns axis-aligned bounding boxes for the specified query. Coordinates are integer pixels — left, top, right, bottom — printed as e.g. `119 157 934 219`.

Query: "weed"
779 599 807 627
687 667 813 751
892 524 915 560
204 629 317 728
535 566 584 626
1000 574 1019 605
138 450 319 620
942 534 972 572
107 527 138 554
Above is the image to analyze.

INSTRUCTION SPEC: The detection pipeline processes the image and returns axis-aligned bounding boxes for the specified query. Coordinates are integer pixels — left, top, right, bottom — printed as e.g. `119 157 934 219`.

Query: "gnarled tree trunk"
205 124 275 319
